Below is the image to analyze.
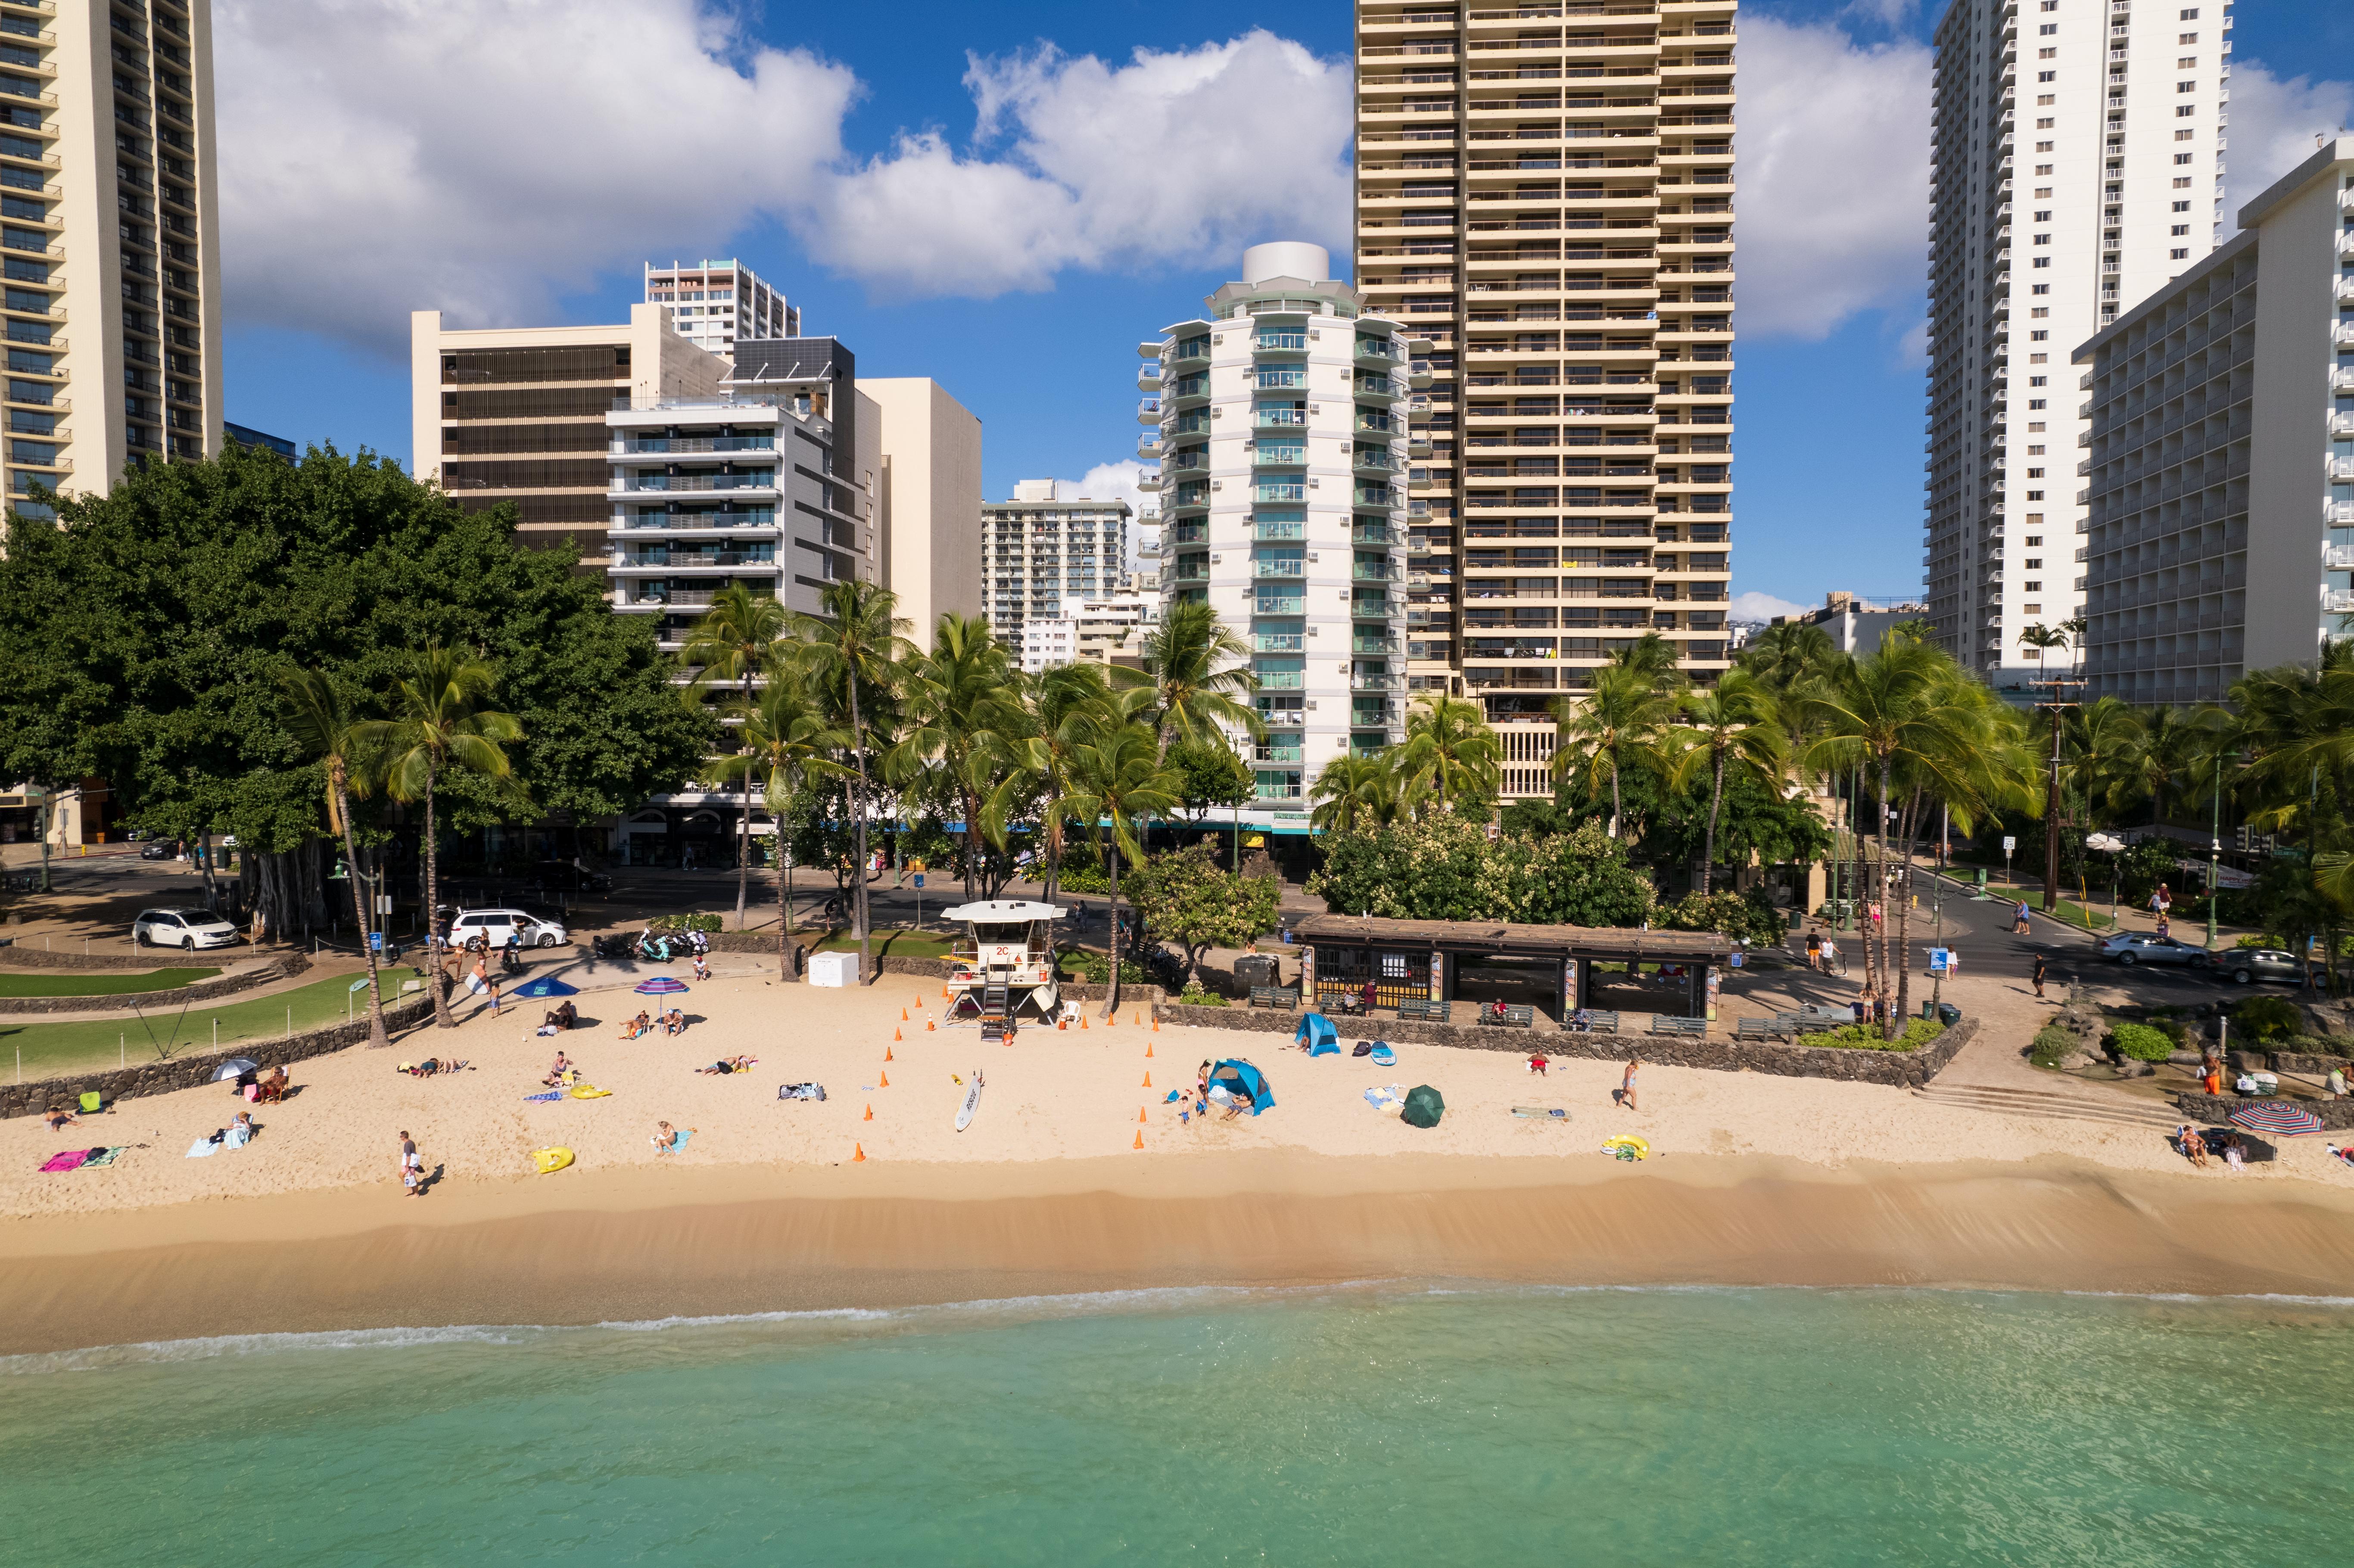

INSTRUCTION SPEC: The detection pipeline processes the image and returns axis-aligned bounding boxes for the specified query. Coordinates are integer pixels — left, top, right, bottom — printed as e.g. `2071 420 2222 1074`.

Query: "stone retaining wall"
0 985 442 1120
0 942 227 972
0 952 311 1016
2172 1090 2354 1130
2272 1050 2353 1073
1152 1003 1977 1089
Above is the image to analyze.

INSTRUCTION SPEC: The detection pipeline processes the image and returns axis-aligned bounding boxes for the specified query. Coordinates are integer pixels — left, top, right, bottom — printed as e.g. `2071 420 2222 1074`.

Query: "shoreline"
7 1153 2354 1356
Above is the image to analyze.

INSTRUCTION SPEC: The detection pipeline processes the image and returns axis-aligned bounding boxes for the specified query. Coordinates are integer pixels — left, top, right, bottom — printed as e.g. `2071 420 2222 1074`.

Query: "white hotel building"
1142 242 1418 819
1924 0 2231 684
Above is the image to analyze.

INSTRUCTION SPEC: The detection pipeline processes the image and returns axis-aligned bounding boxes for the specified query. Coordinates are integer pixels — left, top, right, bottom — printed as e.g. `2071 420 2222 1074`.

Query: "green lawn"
0 968 430 1080
0 966 219 999
807 927 959 961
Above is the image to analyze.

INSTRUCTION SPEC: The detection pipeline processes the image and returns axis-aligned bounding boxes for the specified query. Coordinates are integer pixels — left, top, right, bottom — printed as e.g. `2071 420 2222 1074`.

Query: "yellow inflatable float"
534 1146 574 1175
567 1084 611 1099
1601 1134 1650 1160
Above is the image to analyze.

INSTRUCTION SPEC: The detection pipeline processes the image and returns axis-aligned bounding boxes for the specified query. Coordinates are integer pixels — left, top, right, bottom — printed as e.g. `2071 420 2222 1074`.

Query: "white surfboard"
955 1070 984 1132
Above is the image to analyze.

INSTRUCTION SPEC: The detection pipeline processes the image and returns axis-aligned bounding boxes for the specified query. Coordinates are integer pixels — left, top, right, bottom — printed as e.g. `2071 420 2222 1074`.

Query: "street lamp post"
2207 757 2223 953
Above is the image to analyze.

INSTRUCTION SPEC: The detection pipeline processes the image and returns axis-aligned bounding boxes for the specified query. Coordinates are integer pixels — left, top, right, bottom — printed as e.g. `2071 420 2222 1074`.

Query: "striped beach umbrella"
633 977 689 996
2227 1101 2324 1136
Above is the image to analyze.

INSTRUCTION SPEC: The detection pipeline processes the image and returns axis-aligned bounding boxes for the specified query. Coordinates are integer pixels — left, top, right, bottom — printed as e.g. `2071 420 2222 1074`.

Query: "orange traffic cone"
1146 1042 1154 1058
1138 1106 1148 1124
885 1046 894 1061
901 1007 909 1020
853 1142 867 1163
1059 1019 1068 1030
1143 1071 1152 1088
1133 1129 1145 1150
1133 1011 1141 1026
1152 1014 1160 1032
894 1027 903 1042
1108 1012 1118 1027
926 1020 935 1031
863 1104 873 1121
880 1070 890 1088
1081 1015 1089 1030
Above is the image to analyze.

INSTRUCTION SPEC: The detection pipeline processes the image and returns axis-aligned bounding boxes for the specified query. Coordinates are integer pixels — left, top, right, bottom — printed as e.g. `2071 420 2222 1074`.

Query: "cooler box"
806 951 856 987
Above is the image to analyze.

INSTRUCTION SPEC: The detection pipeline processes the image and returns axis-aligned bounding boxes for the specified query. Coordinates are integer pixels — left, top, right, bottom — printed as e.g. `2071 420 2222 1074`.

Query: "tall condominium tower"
3 0 221 518
1143 242 1411 819
982 479 1134 636
1354 0 1737 798
1924 0 2231 682
643 259 798 363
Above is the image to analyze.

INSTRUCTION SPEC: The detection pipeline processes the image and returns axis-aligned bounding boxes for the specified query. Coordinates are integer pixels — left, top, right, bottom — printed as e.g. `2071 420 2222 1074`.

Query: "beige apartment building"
1354 0 1736 797
2 0 221 518
864 376 983 642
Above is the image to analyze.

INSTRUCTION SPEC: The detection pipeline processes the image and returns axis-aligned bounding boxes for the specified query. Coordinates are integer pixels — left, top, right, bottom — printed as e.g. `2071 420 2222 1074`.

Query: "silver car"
2098 932 2211 969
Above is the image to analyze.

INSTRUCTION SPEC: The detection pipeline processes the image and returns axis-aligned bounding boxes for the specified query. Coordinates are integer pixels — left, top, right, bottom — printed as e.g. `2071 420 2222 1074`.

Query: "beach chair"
78 1091 104 1114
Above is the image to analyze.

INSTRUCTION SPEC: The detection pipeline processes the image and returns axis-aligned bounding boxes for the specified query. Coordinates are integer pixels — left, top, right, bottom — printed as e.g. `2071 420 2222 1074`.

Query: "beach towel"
523 1090 565 1103
1512 1107 1570 1120
670 1128 694 1152
1362 1083 1405 1114
81 1147 122 1167
778 1083 826 1101
40 1151 87 1173
185 1137 220 1159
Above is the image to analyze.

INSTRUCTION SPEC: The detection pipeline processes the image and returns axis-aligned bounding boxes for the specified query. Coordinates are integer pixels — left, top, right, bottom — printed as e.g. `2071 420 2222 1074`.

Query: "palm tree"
1551 663 1679 839
1061 712 1181 1017
2062 696 2148 832
2017 622 2067 684
1609 630 1682 680
1395 695 1502 815
983 662 1115 902
1664 667 1787 895
887 613 1022 904
785 579 912 985
1112 599 1262 749
278 668 393 1048
1739 620 1837 694
362 647 523 1030
679 585 791 930
1309 752 1406 835
713 678 847 978
2127 704 2227 828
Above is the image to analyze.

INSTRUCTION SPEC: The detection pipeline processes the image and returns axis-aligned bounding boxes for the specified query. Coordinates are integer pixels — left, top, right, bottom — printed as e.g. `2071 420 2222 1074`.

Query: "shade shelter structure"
1289 914 1733 1027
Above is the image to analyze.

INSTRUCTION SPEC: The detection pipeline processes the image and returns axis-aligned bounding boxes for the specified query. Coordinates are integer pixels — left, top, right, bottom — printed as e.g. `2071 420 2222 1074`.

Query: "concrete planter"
2173 1090 2354 1130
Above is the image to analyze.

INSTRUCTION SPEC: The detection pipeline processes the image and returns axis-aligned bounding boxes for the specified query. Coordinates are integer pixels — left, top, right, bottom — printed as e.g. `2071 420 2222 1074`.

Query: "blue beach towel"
523 1090 565 1102
184 1137 219 1159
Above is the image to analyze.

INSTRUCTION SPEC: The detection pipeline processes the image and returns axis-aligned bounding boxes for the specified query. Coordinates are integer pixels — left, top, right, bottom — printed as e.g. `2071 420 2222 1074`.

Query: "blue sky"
218 0 2351 616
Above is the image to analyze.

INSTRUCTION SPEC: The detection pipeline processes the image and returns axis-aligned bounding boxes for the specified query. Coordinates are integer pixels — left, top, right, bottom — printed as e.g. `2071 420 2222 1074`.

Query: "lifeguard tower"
942 900 1064 1041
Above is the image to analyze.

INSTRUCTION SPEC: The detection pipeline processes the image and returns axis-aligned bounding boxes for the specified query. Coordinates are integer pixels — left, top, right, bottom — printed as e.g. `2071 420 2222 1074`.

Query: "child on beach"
693 952 711 982
1616 1057 1641 1113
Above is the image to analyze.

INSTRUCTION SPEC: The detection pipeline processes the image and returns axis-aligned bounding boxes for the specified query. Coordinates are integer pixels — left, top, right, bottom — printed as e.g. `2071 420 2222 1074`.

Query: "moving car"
133 907 240 950
2097 932 2211 968
137 841 175 861
450 908 568 949
2218 947 2304 986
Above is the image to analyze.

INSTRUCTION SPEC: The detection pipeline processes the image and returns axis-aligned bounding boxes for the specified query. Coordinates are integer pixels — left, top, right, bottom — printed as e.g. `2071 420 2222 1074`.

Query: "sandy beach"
5 960 2354 1355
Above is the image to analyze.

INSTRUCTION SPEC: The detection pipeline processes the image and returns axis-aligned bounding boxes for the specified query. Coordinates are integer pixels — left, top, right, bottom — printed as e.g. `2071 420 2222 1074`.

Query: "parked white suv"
450 908 568 949
134 907 241 951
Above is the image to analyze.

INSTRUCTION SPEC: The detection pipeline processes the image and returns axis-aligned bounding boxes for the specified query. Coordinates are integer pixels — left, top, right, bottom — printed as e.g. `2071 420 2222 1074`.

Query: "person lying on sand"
622 1010 651 1040
696 1055 755 1076
543 1052 574 1086
41 1103 79 1132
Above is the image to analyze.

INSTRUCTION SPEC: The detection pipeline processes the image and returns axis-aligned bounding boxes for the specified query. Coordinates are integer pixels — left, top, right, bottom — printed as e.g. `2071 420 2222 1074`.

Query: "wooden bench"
1476 1004 1535 1029
1397 997 1452 1024
1648 1014 1709 1039
1248 986 1299 1011
1564 1009 1620 1036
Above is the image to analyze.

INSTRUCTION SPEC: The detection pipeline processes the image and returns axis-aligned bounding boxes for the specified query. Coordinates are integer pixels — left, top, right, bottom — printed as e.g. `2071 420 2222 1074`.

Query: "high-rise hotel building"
2 0 221 516
1924 0 2230 681
643 258 797 364
1354 0 1736 797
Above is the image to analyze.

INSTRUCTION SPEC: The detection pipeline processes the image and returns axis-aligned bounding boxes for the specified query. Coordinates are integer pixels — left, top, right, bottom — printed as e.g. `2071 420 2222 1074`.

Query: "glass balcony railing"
1253 520 1305 541
1254 632 1306 652
1255 483 1308 503
1254 558 1307 578
1252 447 1307 467
1255 670 1305 689
1255 409 1307 429
1354 337 1402 362
1252 369 1308 390
613 435 775 454
614 472 778 492
1254 332 1308 351
1255 595 1307 615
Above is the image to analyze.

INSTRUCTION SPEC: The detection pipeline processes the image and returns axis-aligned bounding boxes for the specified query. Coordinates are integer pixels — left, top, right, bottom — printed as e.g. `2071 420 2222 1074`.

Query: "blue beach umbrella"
634 977 689 996
514 977 579 999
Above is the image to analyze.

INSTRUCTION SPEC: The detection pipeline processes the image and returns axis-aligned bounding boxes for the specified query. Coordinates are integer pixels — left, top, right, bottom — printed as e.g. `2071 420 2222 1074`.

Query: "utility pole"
2043 701 2063 914
2207 754 2225 953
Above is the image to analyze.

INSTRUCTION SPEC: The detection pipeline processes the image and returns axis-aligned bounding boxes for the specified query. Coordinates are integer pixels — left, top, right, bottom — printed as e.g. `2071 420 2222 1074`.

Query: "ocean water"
3 1284 2348 1565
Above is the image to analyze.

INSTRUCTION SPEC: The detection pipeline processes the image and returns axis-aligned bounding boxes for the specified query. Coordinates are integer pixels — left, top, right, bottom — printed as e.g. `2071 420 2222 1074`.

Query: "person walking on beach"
1617 1057 1641 1113
2032 952 2048 999
399 1129 422 1198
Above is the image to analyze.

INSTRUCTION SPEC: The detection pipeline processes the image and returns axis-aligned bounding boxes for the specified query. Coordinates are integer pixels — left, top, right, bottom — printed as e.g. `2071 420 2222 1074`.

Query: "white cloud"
804 36 1354 299
1728 591 1814 624
2218 64 2354 224
215 4 1352 355
1734 18 1933 339
215 0 856 355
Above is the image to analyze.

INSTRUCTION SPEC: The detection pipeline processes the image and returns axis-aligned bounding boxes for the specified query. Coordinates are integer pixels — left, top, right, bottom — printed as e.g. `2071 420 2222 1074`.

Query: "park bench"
1564 1009 1620 1036
1648 1014 1709 1039
1248 986 1299 1011
1396 997 1452 1024
1735 1017 1777 1040
1477 1003 1535 1029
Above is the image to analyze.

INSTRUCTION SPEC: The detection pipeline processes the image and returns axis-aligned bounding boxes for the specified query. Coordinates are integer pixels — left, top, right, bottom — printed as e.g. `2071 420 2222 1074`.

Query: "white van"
450 908 568 949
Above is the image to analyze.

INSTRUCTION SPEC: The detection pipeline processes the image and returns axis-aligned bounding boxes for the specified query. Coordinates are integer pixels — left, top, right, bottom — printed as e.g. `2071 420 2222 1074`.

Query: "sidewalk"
1930 868 2259 949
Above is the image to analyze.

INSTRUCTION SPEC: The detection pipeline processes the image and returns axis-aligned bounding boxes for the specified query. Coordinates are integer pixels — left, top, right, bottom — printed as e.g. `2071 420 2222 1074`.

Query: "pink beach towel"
40 1150 88 1173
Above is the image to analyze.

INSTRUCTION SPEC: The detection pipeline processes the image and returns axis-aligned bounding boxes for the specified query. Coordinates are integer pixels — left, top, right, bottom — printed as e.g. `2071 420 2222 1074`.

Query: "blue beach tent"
1295 1012 1338 1055
1208 1059 1275 1116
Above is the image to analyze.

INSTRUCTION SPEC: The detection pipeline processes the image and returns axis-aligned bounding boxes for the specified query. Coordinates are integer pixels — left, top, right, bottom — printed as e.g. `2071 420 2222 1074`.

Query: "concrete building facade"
1018 589 1162 673
1142 241 1410 816
1352 0 1738 796
642 258 797 363
865 376 984 644
1924 0 2232 683
2076 138 2354 700
411 305 736 558
2 0 222 518
1769 592 1934 657
981 479 1135 636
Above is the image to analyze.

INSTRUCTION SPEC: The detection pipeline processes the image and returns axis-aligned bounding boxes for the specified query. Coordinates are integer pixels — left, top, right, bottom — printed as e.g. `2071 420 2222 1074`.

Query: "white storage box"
806 950 856 988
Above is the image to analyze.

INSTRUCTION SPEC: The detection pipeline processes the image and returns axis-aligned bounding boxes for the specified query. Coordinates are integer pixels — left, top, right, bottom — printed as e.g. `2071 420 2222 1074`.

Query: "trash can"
1936 1002 1960 1026
1787 909 1803 932
1921 999 1937 1020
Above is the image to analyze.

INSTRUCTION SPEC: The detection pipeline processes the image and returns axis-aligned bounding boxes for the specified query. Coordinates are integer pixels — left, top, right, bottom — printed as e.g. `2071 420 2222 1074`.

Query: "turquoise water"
4 1285 2349 1565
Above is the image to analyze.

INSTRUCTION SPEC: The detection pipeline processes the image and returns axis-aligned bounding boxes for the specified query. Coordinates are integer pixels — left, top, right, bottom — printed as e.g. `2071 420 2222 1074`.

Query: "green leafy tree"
1551 662 1678 840
1112 600 1261 748
1309 814 1652 927
1310 752 1407 835
1061 709 1181 1014
362 646 523 1030
1663 667 1787 894
983 662 1114 902
714 678 846 974
678 585 792 930
1395 695 1502 815
1124 841 1282 989
887 612 1021 904
277 668 393 1047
